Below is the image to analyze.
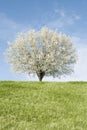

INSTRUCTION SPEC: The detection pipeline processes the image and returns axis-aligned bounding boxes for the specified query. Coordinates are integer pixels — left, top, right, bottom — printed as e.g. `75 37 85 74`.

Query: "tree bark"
36 70 45 81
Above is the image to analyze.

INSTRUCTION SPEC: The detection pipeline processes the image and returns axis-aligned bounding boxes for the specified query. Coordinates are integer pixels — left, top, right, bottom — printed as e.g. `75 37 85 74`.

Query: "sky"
0 0 87 81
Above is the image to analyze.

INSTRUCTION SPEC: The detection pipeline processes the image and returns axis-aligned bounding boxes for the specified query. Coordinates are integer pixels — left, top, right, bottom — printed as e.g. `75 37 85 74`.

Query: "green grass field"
0 81 87 130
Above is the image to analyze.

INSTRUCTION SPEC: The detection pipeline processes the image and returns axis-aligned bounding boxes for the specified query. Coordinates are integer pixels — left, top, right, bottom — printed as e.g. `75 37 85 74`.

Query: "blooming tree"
5 27 77 81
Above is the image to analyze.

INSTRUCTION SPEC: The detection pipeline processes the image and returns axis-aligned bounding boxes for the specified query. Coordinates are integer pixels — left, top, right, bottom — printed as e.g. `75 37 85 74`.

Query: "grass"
0 81 87 130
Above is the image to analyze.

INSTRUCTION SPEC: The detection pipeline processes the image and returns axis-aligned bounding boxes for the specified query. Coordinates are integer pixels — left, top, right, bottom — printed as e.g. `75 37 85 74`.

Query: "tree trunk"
36 70 45 81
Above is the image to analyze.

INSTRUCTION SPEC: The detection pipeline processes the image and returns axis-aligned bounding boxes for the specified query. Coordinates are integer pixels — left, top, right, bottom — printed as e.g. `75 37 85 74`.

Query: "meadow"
0 81 87 130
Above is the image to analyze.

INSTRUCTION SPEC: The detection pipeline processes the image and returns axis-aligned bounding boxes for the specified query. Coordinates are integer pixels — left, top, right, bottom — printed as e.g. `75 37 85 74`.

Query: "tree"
5 27 77 81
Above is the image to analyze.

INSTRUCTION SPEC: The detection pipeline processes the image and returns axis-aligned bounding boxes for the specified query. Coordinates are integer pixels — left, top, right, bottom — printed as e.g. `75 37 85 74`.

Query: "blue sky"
0 0 87 81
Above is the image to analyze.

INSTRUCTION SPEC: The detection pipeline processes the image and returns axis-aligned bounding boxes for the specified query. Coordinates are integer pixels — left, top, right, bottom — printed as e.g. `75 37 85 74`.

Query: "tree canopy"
5 27 77 81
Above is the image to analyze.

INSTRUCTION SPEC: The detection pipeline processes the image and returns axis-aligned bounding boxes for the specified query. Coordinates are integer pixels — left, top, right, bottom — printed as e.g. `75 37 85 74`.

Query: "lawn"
0 81 87 130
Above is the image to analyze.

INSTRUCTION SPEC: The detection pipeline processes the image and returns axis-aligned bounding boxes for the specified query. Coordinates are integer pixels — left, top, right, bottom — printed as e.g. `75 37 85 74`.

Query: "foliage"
5 28 77 81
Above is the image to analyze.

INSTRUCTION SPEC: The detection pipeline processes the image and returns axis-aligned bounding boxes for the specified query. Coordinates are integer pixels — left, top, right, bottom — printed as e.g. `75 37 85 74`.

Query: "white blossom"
5 27 77 81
